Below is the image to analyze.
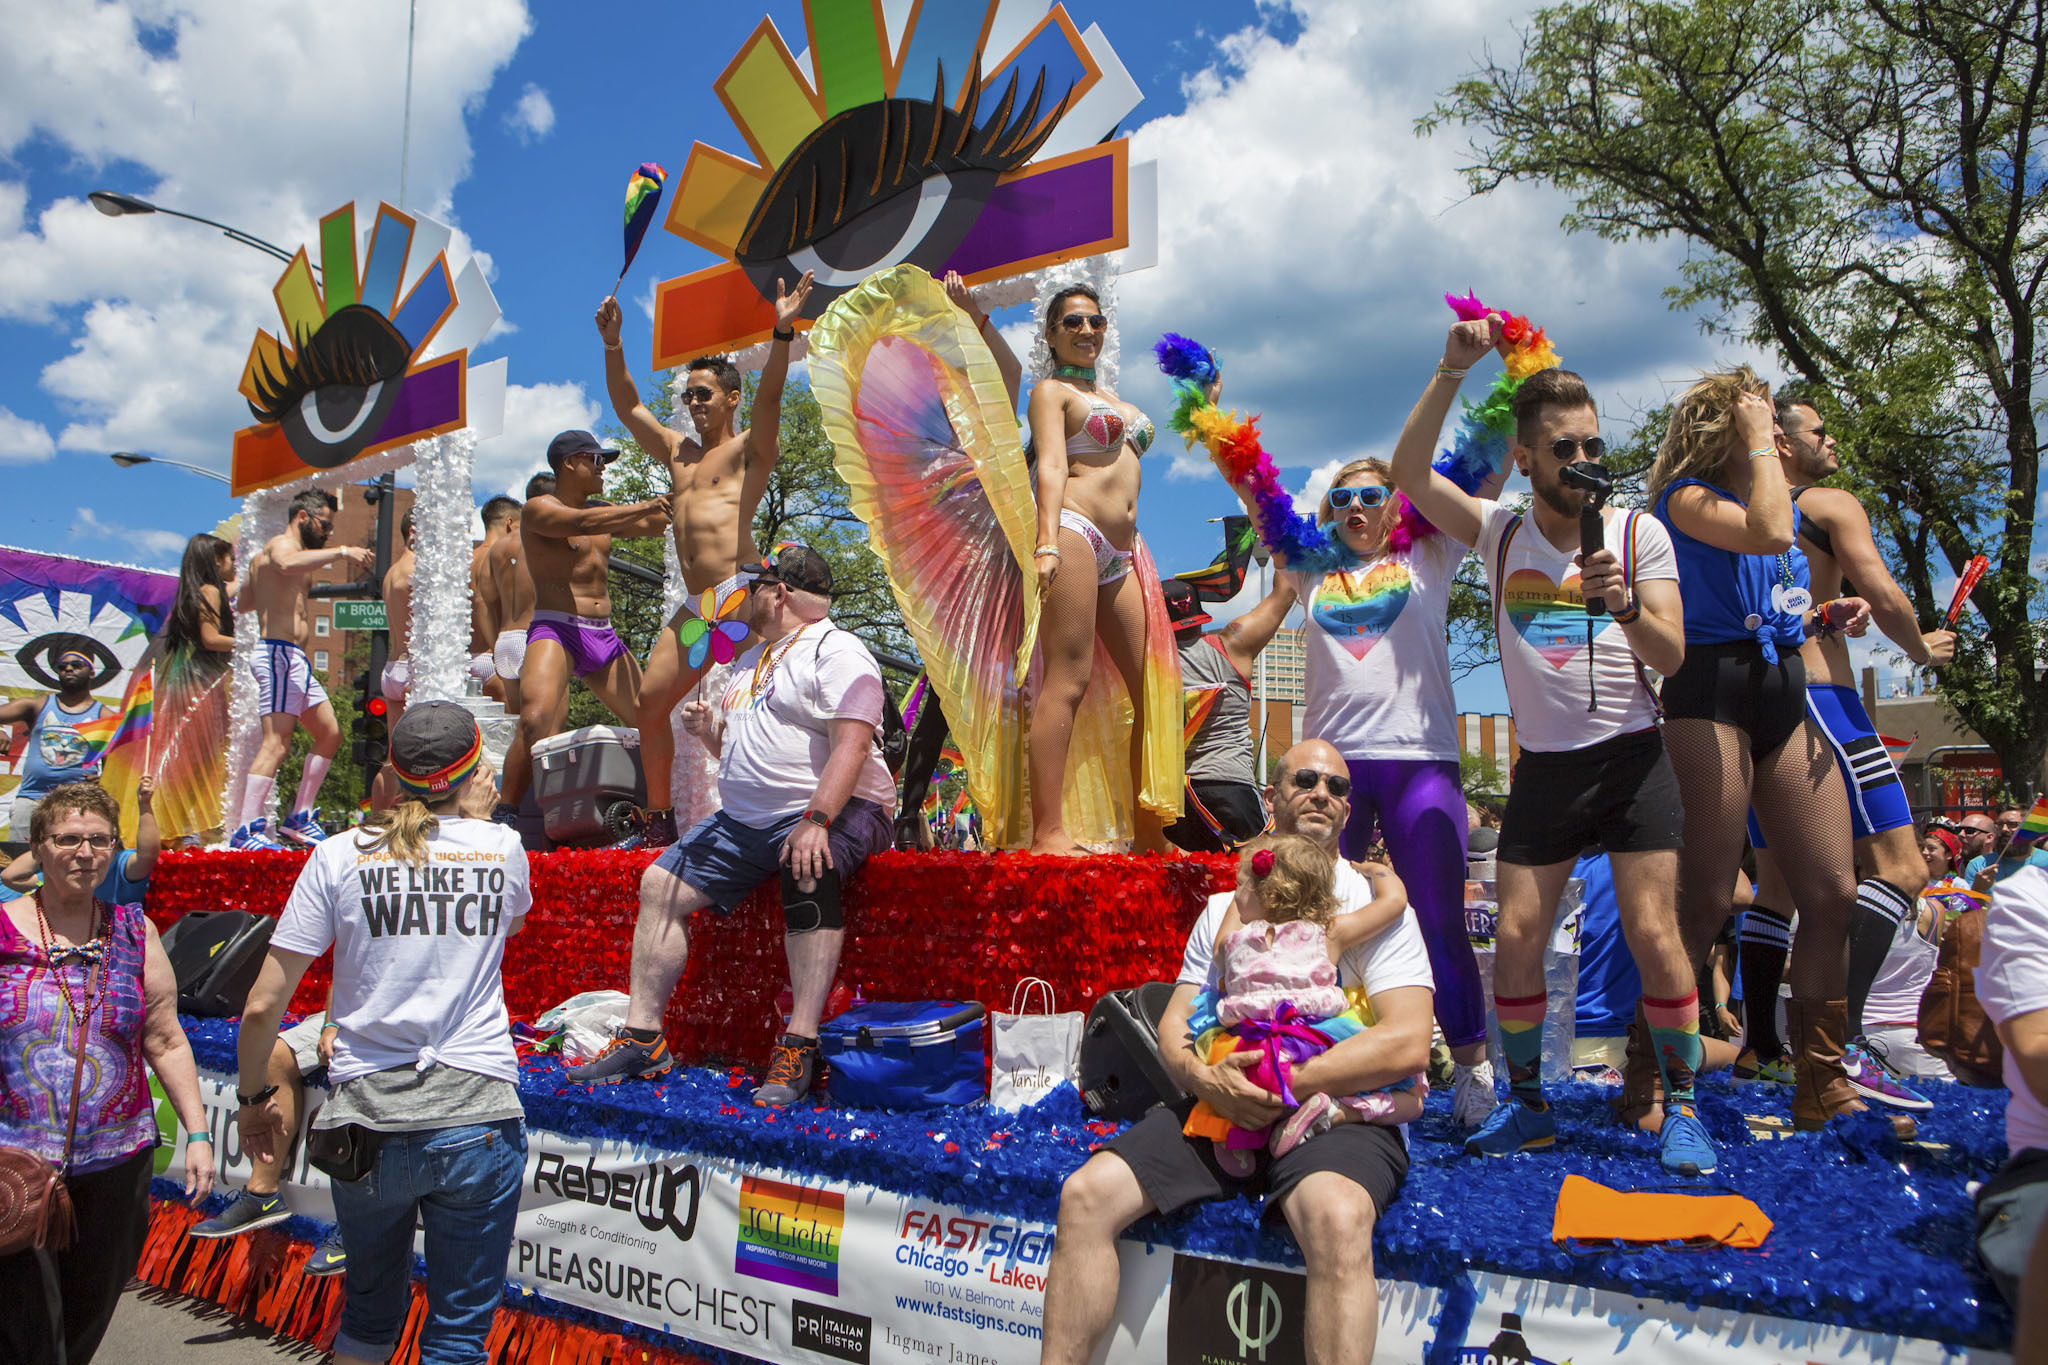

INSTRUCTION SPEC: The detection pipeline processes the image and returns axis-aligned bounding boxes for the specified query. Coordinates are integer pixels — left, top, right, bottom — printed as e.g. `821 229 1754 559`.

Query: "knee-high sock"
1642 991 1702 1105
1737 906 1792 1059
1495 992 1548 1106
1845 877 1913 1039
292 754 332 817
238 774 276 830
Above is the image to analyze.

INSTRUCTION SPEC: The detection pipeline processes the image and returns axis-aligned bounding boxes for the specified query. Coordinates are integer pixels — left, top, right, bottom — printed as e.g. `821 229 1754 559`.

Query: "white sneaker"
1452 1060 1499 1129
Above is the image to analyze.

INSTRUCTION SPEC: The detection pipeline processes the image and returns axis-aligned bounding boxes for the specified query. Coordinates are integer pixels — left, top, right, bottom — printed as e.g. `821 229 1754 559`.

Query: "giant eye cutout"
734 62 1072 313
17 633 121 692
247 304 412 469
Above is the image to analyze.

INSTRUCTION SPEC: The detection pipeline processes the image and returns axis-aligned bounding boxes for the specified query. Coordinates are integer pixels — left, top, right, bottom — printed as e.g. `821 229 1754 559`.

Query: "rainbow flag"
619 162 666 283
73 666 152 761
2010 795 2048 853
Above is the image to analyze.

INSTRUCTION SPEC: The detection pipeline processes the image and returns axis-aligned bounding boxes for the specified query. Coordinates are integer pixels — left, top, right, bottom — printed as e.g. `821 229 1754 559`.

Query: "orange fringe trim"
141 1199 719 1363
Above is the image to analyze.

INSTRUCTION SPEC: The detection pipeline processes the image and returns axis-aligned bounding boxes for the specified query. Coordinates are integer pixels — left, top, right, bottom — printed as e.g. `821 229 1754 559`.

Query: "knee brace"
781 864 844 933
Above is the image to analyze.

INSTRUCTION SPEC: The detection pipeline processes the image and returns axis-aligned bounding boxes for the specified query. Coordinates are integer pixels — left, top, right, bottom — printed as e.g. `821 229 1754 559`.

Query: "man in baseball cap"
544 429 620 470
742 542 835 596
1162 577 1295 854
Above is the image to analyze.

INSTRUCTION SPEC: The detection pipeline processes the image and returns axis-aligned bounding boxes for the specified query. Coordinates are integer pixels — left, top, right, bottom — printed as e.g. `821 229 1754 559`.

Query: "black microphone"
1558 461 1615 617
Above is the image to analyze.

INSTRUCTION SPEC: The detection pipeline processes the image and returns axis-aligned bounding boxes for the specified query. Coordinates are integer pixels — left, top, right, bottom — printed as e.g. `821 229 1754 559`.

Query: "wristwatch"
773 325 796 342
237 1083 279 1108
800 809 831 829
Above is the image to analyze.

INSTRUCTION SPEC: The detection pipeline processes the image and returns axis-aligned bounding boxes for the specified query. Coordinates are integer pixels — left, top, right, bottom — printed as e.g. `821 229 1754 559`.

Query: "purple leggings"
1341 757 1485 1049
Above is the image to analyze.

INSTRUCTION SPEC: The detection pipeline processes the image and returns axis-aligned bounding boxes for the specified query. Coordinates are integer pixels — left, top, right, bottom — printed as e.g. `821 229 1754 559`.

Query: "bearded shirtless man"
493 432 671 813
483 471 552 821
230 487 375 849
593 268 812 847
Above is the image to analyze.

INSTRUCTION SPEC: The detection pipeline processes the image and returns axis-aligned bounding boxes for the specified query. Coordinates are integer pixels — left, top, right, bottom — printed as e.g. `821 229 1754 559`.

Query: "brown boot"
1611 1001 1664 1135
1788 997 1916 1139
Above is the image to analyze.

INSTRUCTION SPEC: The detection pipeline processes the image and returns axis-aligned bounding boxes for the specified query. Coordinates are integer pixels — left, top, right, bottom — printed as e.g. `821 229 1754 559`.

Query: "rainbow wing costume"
810 264 1181 848
100 644 230 845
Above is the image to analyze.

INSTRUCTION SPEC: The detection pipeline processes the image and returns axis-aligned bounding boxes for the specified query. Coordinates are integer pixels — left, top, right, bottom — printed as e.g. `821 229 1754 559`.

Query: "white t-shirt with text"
1477 501 1678 752
1285 533 1466 763
716 621 899 826
1977 865 2048 1154
272 818 531 1088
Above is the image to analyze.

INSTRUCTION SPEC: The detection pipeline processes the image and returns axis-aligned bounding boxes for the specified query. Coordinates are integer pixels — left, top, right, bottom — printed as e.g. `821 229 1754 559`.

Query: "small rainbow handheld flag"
73 666 152 761
2008 796 2048 854
613 161 667 297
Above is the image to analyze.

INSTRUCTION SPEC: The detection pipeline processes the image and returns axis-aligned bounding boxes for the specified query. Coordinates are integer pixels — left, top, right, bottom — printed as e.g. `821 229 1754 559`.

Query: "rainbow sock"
1642 992 1702 1105
1496 992 1548 1107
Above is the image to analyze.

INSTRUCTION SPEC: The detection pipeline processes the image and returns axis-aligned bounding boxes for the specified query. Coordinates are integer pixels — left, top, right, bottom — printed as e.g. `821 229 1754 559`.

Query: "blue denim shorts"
655 796 893 913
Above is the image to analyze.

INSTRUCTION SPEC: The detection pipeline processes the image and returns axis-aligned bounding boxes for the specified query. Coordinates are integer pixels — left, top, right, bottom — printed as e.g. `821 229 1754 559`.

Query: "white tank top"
1863 903 1940 1029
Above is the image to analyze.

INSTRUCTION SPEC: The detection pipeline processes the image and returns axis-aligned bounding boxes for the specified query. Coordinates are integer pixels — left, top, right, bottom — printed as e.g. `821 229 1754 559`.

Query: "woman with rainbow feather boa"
1156 294 1557 1130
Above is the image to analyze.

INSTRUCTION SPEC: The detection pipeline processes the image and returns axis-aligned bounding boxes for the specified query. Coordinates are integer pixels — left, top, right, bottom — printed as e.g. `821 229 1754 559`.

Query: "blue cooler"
819 1000 987 1108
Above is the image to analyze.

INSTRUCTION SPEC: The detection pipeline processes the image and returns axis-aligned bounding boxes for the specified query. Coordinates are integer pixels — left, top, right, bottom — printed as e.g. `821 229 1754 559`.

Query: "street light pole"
109 452 231 485
87 191 311 273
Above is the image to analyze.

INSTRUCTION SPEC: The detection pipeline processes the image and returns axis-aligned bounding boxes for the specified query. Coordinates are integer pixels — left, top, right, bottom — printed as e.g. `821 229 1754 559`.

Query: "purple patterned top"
0 900 157 1172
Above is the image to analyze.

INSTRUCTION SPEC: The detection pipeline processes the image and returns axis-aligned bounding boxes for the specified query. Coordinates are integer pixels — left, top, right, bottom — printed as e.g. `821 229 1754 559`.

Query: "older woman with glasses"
1236 455 1497 1129
0 780 213 1364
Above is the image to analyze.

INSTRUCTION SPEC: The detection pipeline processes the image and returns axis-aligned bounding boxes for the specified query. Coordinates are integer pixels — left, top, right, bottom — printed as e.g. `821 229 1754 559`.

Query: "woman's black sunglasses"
1289 769 1352 798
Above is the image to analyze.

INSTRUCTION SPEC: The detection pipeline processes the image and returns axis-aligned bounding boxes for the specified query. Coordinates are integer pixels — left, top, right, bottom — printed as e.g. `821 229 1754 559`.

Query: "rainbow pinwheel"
677 583 750 668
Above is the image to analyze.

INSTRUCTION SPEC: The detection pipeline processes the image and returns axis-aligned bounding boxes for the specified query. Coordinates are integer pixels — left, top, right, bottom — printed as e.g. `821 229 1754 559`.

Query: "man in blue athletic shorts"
1739 390 1956 1110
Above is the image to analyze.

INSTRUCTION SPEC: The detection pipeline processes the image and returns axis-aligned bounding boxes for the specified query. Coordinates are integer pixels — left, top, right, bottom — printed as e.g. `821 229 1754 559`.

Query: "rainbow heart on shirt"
1502 567 1613 667
1310 561 1411 659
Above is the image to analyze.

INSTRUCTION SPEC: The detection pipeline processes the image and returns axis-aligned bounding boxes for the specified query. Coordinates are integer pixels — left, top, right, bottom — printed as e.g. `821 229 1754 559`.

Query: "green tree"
1460 749 1507 804
1428 0 2048 796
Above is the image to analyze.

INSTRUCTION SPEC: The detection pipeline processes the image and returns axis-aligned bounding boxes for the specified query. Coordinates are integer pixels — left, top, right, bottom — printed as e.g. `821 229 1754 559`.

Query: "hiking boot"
190 1189 292 1238
755 1035 822 1108
1788 998 1916 1139
565 1028 675 1085
1659 1102 1718 1177
277 809 330 846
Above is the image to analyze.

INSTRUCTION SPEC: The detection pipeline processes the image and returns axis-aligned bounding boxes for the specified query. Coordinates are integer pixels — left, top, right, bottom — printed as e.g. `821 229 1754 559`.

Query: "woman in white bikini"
1026 284 1166 855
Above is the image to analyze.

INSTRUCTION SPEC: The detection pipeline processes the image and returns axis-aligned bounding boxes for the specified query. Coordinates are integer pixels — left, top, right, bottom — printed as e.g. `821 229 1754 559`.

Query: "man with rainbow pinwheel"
569 544 897 1109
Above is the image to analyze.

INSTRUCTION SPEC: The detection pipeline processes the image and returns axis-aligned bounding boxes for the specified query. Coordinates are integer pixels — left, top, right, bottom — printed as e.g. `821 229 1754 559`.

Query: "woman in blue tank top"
1648 369 1894 1137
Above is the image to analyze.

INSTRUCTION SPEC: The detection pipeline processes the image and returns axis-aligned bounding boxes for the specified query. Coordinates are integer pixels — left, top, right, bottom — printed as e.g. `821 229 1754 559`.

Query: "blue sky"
0 0 1912 715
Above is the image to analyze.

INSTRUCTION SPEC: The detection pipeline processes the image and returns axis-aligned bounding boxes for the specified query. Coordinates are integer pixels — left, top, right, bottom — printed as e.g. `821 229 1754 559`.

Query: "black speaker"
160 911 275 1017
1078 981 1187 1121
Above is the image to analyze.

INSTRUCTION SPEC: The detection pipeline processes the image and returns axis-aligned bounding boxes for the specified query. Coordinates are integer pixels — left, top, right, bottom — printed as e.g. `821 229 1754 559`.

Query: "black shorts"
1165 780 1268 853
1497 728 1684 866
1659 641 1808 758
1105 1099 1407 1226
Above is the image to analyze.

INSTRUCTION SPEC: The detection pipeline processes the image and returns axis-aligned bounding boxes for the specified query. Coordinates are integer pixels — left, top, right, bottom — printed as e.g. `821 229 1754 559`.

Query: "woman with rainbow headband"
1158 296 1553 1129
232 702 532 1365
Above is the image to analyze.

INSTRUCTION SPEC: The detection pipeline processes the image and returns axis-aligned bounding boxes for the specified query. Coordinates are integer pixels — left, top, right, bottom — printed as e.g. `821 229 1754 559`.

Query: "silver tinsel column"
407 429 477 703
222 489 287 832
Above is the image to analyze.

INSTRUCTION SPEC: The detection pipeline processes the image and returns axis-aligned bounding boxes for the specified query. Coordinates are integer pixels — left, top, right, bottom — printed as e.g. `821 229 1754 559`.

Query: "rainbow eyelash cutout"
246 304 410 426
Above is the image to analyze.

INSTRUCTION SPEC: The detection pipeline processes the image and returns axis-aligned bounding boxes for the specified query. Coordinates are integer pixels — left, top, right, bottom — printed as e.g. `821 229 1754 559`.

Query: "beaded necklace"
32 893 106 1032
748 621 817 704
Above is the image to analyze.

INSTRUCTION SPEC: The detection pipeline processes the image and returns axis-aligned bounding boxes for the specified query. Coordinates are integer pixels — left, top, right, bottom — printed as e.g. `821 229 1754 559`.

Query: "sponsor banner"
153 1068 336 1224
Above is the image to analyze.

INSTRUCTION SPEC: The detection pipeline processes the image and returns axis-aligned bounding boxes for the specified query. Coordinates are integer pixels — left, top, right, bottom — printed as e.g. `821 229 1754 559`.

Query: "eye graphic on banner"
652 0 1155 366
229 200 504 496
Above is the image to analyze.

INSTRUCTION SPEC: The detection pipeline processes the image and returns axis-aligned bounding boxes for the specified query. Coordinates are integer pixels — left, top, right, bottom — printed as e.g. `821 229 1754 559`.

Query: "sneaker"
228 818 285 851
1271 1094 1340 1157
1451 1059 1499 1129
277 809 330 846
1214 1145 1259 1179
1842 1040 1933 1111
755 1036 821 1108
565 1028 675 1085
190 1189 292 1238
303 1226 347 1277
1732 1048 1794 1085
1464 1100 1556 1157
612 808 678 851
490 802 519 828
1659 1102 1718 1177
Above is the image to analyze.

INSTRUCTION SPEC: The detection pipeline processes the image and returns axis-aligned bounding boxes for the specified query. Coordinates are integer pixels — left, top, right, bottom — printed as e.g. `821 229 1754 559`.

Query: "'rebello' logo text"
896 1207 1056 1292
532 1150 701 1245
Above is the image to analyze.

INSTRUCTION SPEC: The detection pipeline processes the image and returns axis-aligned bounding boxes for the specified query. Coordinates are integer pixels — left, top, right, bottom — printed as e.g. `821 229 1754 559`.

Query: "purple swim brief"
528 610 628 678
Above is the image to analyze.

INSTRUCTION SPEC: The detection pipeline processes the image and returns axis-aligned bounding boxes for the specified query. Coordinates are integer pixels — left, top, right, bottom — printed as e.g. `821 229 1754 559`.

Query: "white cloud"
1112 0 1725 475
69 506 187 564
506 83 555 142
0 1 531 463
471 380 600 497
0 406 55 463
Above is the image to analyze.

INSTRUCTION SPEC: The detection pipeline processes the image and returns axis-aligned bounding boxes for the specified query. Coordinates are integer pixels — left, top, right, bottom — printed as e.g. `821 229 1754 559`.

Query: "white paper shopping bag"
989 978 1083 1110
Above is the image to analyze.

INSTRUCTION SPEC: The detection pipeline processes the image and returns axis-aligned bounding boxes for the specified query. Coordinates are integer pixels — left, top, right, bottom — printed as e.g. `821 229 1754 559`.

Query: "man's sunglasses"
1550 437 1607 461
1327 486 1390 511
1057 313 1108 333
1288 769 1352 799
682 386 719 404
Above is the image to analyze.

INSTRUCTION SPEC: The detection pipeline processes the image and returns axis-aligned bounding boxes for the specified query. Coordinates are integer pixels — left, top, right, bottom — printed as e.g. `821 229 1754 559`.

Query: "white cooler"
530 725 647 847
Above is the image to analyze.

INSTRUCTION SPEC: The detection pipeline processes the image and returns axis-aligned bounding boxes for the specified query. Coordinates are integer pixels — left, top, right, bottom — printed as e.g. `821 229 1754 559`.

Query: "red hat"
1929 827 1961 865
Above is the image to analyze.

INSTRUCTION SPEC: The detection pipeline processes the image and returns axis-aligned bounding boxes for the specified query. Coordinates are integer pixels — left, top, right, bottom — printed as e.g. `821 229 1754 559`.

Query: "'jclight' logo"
1225 1278 1283 1361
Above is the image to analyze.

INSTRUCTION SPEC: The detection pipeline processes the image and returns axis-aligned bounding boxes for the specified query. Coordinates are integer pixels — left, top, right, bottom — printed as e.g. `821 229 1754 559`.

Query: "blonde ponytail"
355 799 443 865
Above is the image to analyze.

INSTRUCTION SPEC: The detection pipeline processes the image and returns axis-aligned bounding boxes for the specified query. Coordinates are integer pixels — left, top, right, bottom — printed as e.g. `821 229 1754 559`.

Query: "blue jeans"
328 1118 526 1364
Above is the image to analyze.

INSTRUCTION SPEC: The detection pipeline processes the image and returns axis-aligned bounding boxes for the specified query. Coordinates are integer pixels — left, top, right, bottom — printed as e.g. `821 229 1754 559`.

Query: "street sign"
330 599 387 632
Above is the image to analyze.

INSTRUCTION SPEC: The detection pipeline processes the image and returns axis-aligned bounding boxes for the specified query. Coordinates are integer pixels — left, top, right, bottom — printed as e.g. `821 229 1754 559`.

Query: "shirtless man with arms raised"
493 431 670 815
1741 391 1957 1109
230 487 375 849
483 472 552 822
593 268 812 848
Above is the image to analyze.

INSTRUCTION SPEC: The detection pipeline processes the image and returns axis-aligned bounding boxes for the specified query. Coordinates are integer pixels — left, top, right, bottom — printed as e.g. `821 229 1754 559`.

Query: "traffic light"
352 669 389 770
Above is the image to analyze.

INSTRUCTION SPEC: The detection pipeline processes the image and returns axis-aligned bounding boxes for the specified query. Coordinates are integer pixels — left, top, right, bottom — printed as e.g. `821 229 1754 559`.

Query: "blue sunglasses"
1327 485 1390 511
